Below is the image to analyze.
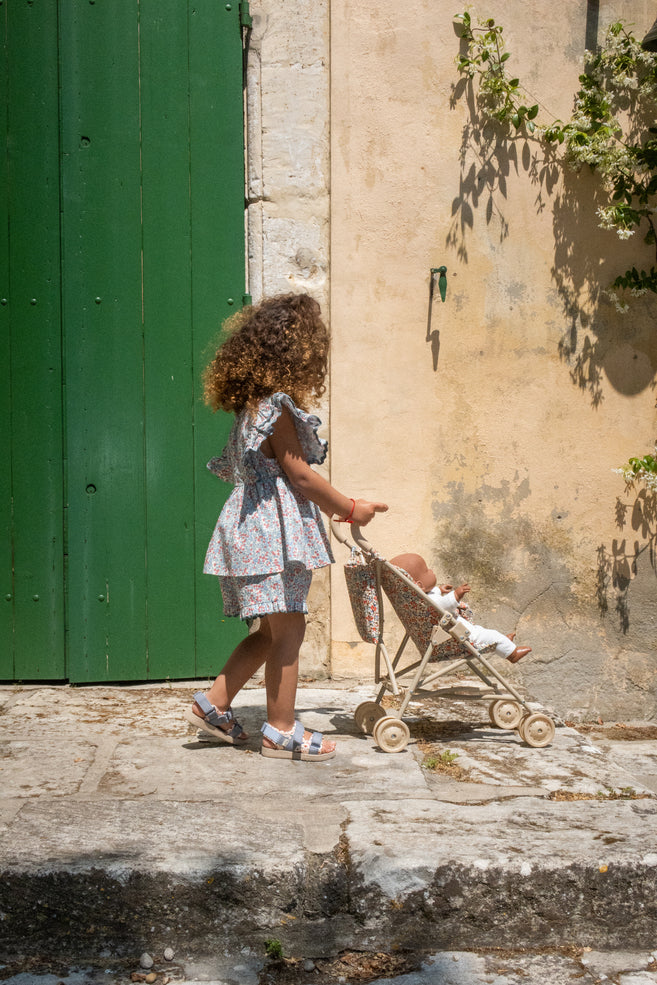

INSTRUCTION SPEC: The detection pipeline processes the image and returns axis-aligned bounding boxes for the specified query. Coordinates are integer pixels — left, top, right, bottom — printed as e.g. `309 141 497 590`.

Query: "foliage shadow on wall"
597 487 657 633
448 75 657 408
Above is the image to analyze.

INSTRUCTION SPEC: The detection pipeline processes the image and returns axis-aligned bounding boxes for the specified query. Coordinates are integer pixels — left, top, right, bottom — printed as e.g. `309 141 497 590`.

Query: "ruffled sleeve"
248 392 328 466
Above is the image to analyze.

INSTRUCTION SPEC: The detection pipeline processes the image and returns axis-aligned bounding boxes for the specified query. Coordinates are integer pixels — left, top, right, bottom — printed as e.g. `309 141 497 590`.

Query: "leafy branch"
456 12 539 132
614 450 657 491
455 12 657 307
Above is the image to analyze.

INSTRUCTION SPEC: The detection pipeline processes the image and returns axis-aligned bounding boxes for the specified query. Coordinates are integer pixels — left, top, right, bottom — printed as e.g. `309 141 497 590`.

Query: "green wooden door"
1 0 247 682
1 0 66 679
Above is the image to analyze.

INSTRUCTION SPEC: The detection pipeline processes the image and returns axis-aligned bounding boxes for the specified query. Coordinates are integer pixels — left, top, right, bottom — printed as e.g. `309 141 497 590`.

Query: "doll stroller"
331 521 556 752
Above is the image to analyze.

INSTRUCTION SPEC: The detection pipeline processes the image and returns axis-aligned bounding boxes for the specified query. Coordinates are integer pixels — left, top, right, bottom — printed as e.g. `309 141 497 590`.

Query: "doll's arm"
453 583 471 603
439 583 470 614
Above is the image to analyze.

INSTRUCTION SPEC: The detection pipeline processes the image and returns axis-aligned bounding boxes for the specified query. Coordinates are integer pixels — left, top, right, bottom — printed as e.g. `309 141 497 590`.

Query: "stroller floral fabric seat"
344 548 472 658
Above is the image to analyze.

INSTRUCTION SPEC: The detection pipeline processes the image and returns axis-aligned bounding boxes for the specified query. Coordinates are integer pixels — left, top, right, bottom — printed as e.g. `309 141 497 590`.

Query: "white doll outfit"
426 588 516 658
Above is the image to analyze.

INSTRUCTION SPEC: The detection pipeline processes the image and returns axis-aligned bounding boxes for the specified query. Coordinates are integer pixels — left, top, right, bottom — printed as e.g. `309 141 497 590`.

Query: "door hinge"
239 2 253 30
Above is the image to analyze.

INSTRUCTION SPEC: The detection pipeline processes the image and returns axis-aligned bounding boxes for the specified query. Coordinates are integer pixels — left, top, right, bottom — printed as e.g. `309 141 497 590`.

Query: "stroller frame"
331 521 556 752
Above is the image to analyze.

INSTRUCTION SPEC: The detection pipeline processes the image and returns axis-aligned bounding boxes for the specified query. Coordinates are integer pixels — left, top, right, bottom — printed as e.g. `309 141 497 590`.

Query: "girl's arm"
268 407 388 526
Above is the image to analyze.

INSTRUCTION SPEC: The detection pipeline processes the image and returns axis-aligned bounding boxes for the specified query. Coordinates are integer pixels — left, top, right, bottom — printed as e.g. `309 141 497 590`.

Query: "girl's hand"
351 499 388 526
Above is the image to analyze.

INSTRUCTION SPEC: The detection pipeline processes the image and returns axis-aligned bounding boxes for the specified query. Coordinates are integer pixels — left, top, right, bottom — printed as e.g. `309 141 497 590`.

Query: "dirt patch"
416 739 472 781
258 944 595 984
549 787 652 801
0 956 77 981
569 722 657 741
259 950 415 984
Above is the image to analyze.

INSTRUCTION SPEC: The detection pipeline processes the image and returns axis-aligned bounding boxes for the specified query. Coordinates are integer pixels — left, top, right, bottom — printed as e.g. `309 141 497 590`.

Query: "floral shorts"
219 563 313 621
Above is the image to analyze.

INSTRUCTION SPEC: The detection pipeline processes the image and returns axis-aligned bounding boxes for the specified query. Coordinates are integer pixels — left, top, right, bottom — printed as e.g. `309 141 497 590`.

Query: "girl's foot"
261 721 336 761
186 691 248 743
261 729 336 754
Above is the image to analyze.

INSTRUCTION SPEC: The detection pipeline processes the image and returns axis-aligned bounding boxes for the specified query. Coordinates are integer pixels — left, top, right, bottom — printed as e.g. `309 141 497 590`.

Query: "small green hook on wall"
430 266 448 302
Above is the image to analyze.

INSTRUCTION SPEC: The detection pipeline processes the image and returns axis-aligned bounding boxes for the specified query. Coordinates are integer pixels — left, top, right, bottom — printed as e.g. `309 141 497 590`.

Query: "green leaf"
527 120 536 133
527 104 539 120
501 52 511 62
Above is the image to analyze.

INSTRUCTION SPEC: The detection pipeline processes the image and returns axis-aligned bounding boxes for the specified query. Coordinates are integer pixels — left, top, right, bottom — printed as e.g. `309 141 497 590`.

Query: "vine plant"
455 12 657 302
455 11 657 487
614 450 657 491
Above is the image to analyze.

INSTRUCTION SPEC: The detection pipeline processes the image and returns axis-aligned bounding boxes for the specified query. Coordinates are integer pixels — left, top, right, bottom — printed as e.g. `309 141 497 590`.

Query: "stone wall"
247 0 657 718
328 0 657 721
245 0 331 675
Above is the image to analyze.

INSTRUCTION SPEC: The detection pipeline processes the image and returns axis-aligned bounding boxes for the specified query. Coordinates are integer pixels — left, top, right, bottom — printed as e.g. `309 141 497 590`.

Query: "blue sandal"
260 720 336 761
185 691 248 744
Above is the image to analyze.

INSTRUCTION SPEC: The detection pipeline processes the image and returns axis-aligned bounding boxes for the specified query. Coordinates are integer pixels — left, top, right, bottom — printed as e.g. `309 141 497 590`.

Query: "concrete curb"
1 681 656 964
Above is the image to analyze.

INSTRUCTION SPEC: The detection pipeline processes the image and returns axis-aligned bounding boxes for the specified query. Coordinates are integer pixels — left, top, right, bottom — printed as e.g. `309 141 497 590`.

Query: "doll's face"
390 553 436 592
416 565 437 592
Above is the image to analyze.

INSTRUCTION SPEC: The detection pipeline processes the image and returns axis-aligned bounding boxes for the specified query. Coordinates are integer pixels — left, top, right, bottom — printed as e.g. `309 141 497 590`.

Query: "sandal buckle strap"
194 692 243 734
261 720 323 754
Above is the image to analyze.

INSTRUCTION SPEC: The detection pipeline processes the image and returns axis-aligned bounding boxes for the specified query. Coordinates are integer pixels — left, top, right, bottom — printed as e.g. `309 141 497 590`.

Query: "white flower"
603 289 630 313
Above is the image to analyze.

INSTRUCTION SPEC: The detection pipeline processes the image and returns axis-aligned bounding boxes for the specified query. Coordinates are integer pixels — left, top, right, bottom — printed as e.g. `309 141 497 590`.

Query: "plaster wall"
245 0 331 675
329 0 657 720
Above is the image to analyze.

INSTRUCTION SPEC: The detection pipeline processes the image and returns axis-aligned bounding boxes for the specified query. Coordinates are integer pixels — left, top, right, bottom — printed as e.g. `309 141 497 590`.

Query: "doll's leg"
473 626 531 662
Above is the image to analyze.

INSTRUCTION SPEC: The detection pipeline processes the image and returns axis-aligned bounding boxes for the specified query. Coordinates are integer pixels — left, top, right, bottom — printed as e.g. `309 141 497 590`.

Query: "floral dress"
203 392 334 619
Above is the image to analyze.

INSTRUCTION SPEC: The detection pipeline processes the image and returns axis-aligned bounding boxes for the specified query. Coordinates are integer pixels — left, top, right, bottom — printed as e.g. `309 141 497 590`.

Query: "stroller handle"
329 518 375 555
351 524 374 554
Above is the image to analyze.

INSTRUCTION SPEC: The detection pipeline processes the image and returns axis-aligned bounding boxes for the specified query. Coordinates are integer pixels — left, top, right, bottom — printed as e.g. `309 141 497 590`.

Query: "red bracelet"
340 498 356 523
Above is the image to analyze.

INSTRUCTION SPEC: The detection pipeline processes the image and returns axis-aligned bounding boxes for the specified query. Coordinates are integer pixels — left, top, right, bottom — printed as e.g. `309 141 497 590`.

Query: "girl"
186 293 388 762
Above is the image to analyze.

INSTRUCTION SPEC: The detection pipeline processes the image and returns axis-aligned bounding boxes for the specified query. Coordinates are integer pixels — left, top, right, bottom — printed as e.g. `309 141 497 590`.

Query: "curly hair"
203 293 329 414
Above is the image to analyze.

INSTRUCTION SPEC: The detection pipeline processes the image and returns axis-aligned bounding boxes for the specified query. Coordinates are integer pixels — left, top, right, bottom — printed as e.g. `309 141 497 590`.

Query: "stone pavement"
1 678 657 985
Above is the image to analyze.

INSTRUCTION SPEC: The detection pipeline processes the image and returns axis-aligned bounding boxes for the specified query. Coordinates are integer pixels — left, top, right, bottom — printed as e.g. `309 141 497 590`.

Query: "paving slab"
570 724 657 794
1 679 656 971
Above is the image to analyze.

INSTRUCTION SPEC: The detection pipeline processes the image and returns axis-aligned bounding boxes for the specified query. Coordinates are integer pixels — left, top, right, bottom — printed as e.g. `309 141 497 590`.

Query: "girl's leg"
262 612 335 754
262 612 305 731
191 619 273 734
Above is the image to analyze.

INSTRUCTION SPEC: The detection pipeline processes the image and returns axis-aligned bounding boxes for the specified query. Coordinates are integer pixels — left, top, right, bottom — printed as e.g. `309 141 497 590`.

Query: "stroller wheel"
373 716 410 753
489 699 523 730
519 713 555 748
354 701 387 734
